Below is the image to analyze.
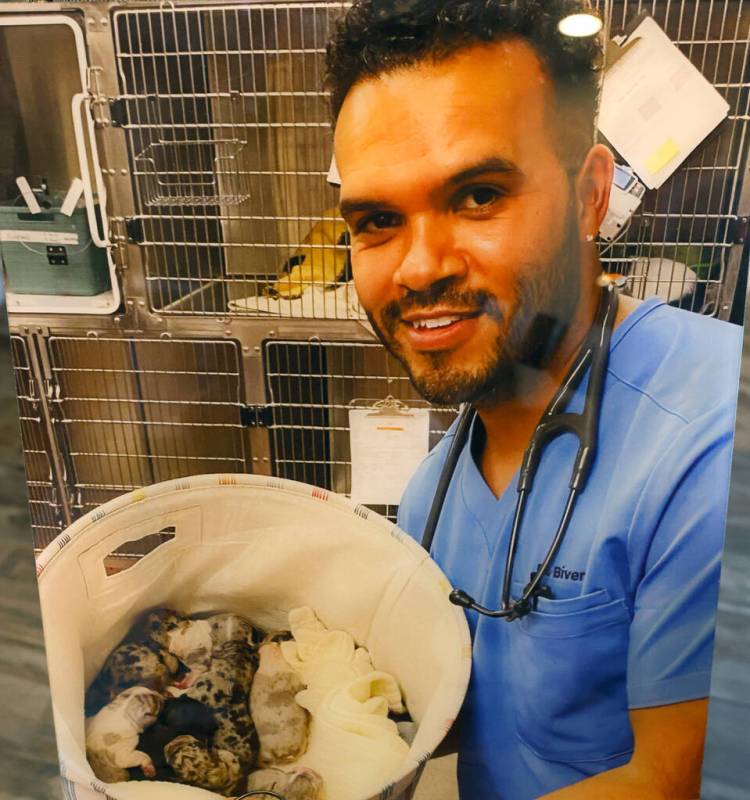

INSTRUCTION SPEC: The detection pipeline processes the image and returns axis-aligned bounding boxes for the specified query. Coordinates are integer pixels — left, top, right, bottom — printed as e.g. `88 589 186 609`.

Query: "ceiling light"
558 13 603 37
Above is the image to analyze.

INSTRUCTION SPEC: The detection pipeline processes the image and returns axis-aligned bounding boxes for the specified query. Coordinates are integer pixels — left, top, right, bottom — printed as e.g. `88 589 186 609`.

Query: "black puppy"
129 695 218 781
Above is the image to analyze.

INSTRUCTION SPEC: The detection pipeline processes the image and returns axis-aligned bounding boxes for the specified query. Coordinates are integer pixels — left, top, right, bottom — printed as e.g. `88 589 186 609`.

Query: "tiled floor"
0 315 748 800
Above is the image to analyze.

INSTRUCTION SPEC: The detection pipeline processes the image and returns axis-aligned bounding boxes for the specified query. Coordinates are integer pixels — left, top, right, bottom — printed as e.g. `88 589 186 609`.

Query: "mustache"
380 281 504 330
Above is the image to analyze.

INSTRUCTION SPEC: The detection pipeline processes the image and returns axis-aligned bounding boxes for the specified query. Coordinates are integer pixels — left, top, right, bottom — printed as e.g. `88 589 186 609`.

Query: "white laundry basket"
35 474 472 800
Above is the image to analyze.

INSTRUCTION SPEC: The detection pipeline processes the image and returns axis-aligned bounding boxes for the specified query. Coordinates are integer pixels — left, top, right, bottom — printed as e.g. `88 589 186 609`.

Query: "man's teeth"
411 316 462 330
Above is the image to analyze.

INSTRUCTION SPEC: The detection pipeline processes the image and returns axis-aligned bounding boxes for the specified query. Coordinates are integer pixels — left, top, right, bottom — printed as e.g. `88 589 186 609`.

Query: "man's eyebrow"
339 198 393 220
339 157 521 220
446 157 521 186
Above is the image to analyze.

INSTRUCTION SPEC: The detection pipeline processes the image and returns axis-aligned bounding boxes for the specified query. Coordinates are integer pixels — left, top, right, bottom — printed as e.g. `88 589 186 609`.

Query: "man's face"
335 40 584 405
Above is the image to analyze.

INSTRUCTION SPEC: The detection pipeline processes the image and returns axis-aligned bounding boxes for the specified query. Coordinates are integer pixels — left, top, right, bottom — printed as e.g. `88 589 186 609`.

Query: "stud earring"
585 233 595 242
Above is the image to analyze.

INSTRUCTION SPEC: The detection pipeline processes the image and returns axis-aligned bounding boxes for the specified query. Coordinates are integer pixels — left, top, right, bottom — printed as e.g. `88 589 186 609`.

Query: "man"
327 1 742 798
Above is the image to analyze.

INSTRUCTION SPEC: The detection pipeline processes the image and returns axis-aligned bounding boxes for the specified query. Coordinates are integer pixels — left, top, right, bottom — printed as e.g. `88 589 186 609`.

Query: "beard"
365 204 583 406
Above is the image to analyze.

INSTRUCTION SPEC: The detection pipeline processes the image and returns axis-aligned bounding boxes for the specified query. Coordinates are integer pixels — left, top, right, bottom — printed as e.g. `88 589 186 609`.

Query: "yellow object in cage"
270 209 351 299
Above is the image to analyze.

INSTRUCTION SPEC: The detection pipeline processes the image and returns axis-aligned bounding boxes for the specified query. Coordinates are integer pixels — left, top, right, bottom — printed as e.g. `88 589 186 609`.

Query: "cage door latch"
109 98 128 127
125 218 145 244
241 405 273 428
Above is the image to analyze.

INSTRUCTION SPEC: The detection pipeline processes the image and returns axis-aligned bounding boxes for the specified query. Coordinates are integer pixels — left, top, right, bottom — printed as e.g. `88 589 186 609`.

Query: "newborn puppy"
168 619 213 687
85 686 163 783
132 695 218 780
131 608 184 673
207 612 255 647
164 734 241 796
250 642 310 765
184 640 257 706
246 766 323 800
184 640 259 770
86 643 176 716
86 609 185 716
212 698 257 774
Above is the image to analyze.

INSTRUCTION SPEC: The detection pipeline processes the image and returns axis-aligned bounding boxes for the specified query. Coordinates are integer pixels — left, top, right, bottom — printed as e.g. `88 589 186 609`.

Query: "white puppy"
85 685 163 783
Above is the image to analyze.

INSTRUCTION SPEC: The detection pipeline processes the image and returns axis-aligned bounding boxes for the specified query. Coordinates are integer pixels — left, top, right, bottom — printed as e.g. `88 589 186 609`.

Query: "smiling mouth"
404 311 481 330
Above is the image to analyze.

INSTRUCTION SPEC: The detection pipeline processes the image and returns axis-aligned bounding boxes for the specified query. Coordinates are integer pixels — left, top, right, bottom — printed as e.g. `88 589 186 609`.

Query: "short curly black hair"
325 0 604 169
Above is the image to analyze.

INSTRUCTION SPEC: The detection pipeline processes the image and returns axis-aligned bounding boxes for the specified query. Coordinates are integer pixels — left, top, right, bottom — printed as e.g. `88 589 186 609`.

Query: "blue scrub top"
397 297 742 800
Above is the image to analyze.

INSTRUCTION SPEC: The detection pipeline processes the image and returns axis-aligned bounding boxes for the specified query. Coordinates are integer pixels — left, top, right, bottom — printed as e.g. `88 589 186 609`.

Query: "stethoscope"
421 281 619 621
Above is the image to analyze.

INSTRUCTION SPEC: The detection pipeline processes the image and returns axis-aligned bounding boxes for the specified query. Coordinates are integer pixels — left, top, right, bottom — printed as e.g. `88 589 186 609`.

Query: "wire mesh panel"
264 339 457 520
113 2 356 318
112 0 750 320
47 336 248 519
8 336 66 550
594 0 750 314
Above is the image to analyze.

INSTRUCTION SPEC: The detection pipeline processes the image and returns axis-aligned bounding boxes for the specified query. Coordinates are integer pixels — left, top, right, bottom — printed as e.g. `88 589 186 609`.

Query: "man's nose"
393 215 467 293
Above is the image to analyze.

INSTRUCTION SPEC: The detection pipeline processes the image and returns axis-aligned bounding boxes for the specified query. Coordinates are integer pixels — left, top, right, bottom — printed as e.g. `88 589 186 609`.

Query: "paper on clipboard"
599 15 729 190
349 407 430 506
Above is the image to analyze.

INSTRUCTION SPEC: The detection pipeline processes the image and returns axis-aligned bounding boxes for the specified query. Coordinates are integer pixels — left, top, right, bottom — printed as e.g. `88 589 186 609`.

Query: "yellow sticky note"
645 138 680 176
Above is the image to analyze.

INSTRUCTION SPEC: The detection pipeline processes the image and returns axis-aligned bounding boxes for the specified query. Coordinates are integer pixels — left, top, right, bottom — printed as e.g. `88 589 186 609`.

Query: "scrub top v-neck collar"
456 295 665 552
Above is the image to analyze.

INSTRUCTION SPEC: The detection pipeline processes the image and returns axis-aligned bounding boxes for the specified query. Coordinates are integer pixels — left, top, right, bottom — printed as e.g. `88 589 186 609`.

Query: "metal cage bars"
8 335 66 548
595 0 750 316
264 339 458 521
113 3 354 317
107 0 750 319
14 331 457 546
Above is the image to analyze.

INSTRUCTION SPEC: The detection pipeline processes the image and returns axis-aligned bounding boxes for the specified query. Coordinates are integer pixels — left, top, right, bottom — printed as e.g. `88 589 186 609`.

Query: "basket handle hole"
103 526 176 576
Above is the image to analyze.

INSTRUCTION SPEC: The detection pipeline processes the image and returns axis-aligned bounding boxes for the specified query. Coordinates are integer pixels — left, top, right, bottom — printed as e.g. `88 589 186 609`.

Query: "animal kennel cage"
111 1 355 317
595 0 750 316
7 331 255 550
101 0 750 320
13 330 454 550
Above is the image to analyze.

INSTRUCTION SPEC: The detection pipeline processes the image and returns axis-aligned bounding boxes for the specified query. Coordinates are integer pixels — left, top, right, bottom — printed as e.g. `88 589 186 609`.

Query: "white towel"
280 607 375 712
227 281 370 323
295 673 411 800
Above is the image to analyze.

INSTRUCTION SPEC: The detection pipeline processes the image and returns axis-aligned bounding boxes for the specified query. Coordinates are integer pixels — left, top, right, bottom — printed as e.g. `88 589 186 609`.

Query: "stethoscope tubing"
422 284 619 620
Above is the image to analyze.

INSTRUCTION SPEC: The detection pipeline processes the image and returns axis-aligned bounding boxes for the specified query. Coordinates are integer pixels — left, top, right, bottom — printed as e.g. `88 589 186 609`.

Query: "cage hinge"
125 218 145 244
240 405 273 428
109 98 128 127
730 216 750 244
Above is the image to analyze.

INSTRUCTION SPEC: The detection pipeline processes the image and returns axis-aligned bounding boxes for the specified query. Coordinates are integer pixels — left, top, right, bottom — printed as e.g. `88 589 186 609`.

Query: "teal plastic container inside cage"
0 195 111 296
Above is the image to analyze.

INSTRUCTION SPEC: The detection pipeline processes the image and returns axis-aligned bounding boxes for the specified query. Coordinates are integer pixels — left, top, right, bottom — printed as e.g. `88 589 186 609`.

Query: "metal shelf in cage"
135 135 252 208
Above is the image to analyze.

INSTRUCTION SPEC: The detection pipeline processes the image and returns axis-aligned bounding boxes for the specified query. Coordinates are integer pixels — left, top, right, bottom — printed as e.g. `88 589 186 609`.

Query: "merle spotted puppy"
183 639 259 771
85 609 185 716
85 644 174 717
129 695 219 782
206 612 256 648
129 608 184 671
164 735 242 796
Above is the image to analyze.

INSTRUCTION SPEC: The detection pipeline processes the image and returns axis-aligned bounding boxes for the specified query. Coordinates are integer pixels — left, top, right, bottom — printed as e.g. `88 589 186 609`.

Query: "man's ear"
575 144 614 242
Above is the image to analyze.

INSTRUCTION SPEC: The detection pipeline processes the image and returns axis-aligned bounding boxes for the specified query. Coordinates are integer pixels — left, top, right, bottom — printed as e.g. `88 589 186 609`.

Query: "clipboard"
348 396 431 506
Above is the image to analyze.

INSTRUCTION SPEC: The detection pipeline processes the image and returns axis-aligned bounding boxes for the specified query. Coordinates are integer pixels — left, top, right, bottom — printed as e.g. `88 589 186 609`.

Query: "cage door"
0 12 121 314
